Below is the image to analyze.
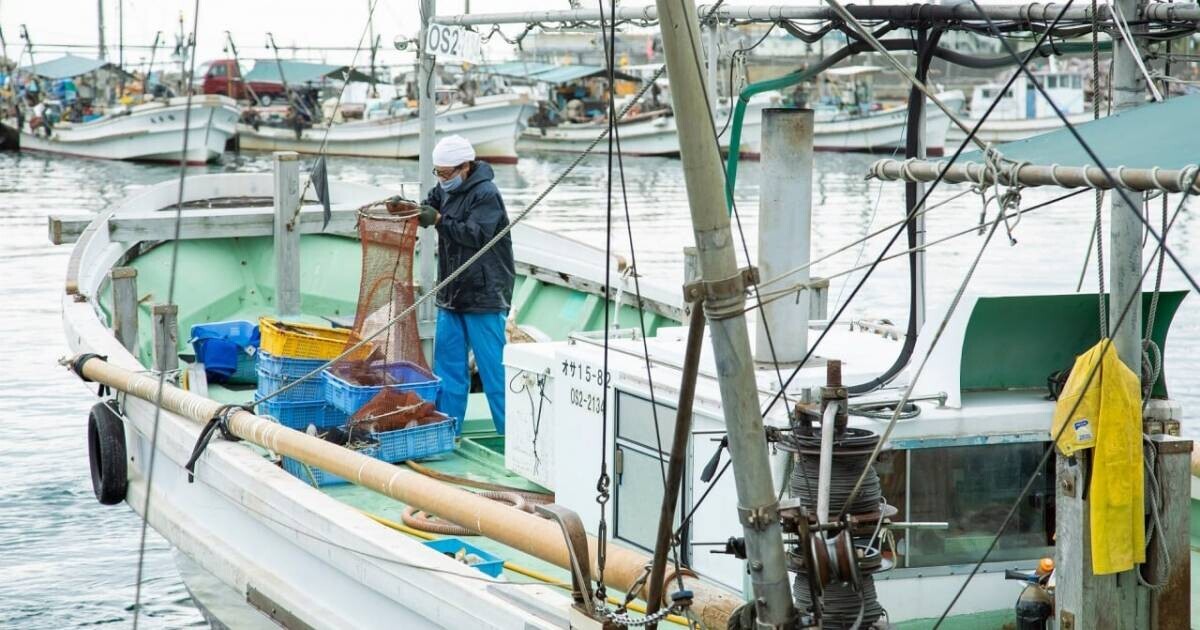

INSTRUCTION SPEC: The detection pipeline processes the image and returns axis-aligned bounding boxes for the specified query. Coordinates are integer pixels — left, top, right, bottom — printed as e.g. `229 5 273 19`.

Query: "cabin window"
1047 75 1058 88
981 88 993 99
876 441 1054 570
210 64 227 78
1073 75 1083 89
613 391 691 563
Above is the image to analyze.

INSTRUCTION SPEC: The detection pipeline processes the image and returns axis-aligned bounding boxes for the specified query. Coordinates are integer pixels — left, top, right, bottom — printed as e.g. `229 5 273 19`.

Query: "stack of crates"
256 318 359 432
323 360 455 463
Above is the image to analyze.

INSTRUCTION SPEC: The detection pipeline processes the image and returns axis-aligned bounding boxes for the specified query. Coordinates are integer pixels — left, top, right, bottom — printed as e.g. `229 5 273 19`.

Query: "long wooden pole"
75 355 742 627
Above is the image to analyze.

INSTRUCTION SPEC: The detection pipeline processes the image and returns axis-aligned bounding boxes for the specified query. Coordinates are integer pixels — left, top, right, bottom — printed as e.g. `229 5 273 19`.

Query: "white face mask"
439 173 464 192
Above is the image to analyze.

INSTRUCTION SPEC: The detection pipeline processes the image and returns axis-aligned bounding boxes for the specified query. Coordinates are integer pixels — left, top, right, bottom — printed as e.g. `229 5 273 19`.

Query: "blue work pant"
433 309 507 434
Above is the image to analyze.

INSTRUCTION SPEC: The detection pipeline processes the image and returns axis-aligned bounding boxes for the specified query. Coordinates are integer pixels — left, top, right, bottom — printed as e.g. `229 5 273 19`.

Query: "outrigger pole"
653 0 796 627
433 2 1200 25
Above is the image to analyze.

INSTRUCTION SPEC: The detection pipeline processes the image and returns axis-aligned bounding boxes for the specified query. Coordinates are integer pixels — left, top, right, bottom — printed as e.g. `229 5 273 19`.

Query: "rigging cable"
965 0 1200 297
933 167 1199 626
131 2 201 627
591 0 618 603
753 6 1070 430
599 0 690 599
288 0 384 226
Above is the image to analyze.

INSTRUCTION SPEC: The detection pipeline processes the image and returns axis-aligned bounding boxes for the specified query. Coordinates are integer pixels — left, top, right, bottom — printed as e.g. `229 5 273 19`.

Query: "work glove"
418 204 440 228
384 195 414 215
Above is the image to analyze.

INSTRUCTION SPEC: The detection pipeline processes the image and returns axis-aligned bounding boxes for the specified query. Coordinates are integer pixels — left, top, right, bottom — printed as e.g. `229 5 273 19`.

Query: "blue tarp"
242 59 375 85
960 93 1200 170
191 320 259 382
20 54 117 80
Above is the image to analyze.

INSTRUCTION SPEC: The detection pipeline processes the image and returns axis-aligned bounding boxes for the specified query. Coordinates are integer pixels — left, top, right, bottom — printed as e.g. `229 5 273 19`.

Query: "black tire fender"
88 401 128 505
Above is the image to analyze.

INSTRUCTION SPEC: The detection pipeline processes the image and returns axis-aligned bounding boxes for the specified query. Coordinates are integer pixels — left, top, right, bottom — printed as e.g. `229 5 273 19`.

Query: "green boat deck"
101 233 691 624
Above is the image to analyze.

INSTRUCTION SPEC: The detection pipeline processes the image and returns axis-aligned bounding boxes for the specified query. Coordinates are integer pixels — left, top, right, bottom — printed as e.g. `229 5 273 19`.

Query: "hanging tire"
258 93 273 107
88 402 128 506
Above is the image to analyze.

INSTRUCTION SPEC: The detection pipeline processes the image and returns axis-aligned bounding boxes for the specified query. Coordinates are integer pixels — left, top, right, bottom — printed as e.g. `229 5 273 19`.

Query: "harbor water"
1 148 1196 627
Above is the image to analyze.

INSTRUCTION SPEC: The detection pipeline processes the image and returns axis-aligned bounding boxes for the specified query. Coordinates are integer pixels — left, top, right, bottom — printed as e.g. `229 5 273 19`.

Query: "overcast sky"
1 0 985 71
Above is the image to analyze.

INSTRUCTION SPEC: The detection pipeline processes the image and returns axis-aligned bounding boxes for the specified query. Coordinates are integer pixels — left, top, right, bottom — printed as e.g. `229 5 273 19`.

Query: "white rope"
1109 0 1165 102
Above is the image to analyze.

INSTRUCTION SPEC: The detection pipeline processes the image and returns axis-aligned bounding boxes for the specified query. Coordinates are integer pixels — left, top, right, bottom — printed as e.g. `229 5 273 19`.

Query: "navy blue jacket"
423 161 515 313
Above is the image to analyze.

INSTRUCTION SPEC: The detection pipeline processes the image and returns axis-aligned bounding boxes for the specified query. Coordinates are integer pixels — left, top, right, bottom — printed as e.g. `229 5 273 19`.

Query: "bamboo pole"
869 158 1200 194
75 355 741 627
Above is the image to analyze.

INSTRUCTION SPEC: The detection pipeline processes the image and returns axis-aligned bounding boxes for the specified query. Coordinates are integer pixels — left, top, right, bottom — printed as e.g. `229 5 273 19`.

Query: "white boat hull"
237 94 532 163
521 92 961 158
15 95 238 164
59 173 677 629
945 112 1094 146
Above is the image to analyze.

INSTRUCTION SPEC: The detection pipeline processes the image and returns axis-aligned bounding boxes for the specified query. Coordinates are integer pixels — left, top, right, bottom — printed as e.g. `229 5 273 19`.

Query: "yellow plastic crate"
258 318 373 361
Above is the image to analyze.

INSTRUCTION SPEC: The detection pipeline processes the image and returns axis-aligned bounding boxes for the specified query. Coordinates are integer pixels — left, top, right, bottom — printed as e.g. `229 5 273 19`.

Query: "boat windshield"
877 441 1054 569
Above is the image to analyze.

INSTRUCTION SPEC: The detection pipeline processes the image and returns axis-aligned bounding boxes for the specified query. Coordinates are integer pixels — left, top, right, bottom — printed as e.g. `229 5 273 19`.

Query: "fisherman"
388 135 514 435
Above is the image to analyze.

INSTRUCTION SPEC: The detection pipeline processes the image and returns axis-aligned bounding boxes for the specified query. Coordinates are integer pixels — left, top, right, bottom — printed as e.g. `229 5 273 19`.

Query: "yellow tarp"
1051 339 1145 575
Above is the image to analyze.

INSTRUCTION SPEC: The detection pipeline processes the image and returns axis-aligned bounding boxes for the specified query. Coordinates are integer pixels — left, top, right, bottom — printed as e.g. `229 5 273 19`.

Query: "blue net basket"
373 416 456 463
282 443 379 487
256 351 327 379
258 399 343 432
256 370 324 402
323 361 441 416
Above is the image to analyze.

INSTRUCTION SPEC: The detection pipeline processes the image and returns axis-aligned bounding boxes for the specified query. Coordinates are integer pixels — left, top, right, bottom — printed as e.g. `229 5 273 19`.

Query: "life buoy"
88 401 128 505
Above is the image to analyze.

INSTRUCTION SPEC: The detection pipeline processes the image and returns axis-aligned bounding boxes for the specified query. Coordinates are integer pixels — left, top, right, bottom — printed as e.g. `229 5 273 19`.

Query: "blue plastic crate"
422 538 504 577
282 444 380 487
258 399 341 431
191 320 260 384
323 361 441 415
256 370 324 402
256 351 327 379
373 416 456 463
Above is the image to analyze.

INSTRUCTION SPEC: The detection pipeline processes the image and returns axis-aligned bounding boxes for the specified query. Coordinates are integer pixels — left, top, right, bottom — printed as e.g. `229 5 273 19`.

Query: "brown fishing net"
326 204 446 431
345 208 426 369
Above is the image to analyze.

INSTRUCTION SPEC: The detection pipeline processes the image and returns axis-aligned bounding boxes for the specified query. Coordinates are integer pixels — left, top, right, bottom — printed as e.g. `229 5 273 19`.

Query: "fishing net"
327 203 446 430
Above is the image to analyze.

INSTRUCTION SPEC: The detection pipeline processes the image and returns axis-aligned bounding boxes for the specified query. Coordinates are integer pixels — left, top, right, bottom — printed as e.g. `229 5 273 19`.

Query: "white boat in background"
11 95 240 164
520 68 963 158
946 65 1091 146
237 93 533 163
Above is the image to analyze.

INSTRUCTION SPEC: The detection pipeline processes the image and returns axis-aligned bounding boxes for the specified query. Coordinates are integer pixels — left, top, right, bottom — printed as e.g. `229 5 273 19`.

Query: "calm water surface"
0 147 1196 626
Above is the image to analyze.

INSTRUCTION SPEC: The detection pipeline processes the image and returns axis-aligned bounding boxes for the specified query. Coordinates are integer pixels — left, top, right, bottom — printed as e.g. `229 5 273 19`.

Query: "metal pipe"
416 0 438 361
432 3 1200 26
816 405 838 523
868 159 1200 194
645 304 706 628
1109 0 1147 369
71 355 745 628
654 0 797 625
755 108 813 364
97 0 106 60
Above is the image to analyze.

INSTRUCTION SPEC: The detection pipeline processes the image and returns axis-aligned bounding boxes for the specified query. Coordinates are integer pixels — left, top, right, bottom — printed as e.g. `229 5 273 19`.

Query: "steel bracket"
682 266 759 304
737 501 780 531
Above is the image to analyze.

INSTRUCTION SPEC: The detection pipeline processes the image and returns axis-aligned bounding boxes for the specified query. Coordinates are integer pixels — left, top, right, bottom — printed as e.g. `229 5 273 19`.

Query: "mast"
416 0 438 359
118 0 124 97
654 0 796 626
1055 0 1151 625
97 0 106 60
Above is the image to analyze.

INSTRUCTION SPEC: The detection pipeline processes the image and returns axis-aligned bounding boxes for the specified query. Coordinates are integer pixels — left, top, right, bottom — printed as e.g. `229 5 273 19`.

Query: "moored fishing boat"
4 53 239 164
945 65 1092 147
236 93 533 163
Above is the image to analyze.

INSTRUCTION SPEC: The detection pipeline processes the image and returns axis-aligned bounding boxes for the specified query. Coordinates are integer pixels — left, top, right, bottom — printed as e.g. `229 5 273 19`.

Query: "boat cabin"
968 66 1087 120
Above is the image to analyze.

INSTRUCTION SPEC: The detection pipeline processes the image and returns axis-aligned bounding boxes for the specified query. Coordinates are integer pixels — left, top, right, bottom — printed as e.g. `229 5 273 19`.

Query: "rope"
401 490 529 535
245 58 677 409
132 3 201 627
933 158 1200 627
287 0 385 228
184 403 249 483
